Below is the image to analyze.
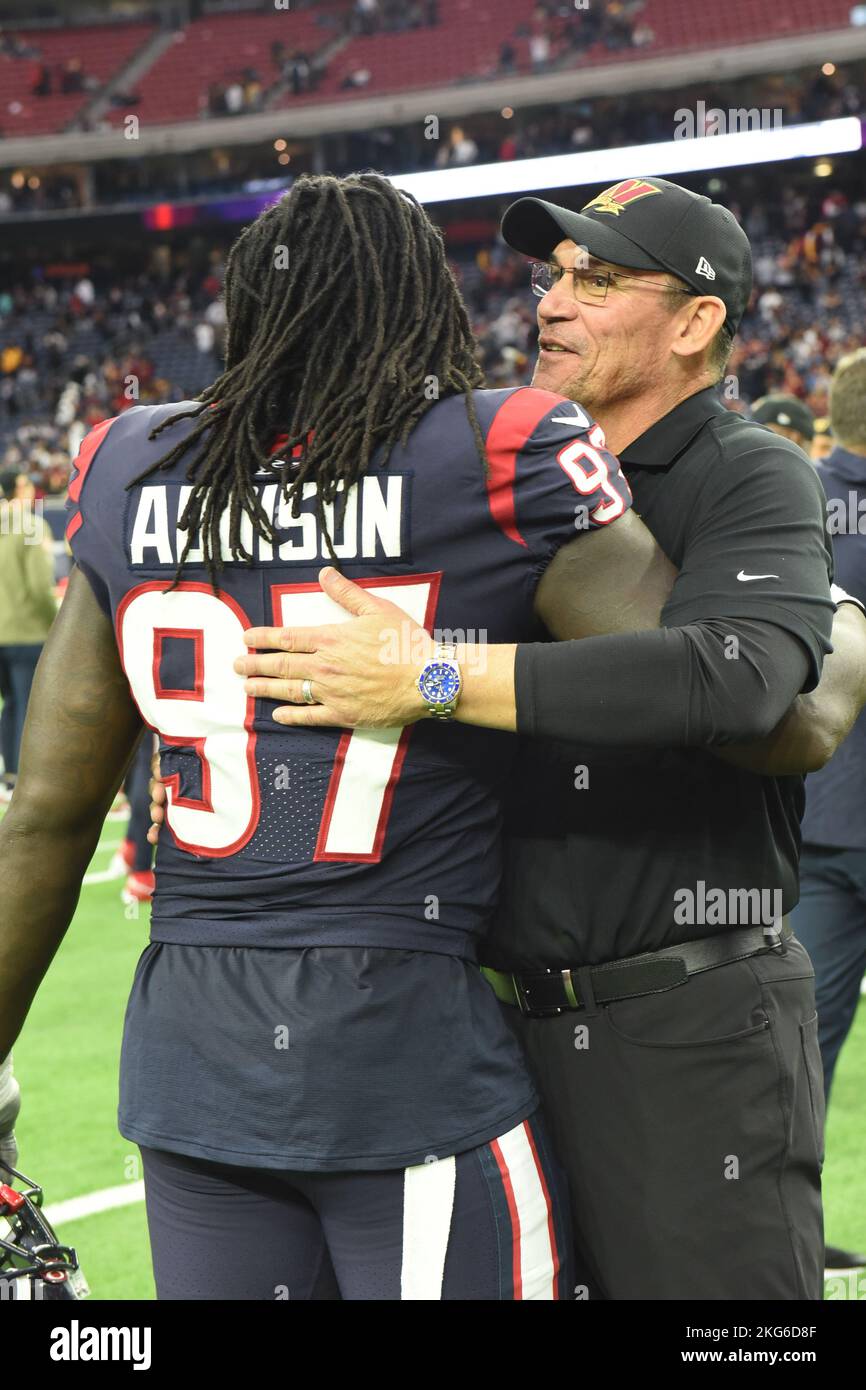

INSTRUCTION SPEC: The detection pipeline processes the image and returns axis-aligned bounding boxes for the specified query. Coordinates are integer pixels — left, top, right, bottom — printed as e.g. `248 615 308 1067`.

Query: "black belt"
481 918 792 1017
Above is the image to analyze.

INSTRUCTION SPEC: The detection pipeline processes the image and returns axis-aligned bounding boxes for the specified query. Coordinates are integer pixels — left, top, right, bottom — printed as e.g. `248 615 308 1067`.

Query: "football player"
0 173 673 1300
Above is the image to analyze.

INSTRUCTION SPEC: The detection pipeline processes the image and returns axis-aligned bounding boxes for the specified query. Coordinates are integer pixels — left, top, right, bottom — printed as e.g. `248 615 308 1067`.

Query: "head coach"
231 177 866 1299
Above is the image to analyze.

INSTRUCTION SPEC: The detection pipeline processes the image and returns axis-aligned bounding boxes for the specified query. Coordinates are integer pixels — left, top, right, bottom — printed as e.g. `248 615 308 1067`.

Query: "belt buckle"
512 970 569 1017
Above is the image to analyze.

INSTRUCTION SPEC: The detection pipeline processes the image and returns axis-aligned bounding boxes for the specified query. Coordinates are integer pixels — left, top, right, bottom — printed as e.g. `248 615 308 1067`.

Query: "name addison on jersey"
130 477 405 566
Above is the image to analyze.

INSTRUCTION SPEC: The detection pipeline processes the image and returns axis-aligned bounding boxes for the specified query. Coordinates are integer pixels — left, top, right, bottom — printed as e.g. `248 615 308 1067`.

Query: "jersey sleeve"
64 415 121 616
660 432 834 690
481 386 632 575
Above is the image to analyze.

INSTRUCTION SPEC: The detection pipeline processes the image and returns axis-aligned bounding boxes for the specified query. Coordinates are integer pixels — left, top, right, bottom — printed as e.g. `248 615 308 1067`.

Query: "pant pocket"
799 1013 826 1172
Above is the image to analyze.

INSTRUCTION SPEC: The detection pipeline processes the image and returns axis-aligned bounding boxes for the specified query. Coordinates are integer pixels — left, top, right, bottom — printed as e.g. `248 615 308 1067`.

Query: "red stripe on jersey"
269 429 314 459
67 415 122 542
484 388 571 547
67 415 118 504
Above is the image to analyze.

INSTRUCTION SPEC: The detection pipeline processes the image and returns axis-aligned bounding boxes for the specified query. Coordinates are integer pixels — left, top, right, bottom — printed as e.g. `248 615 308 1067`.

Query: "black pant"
502 936 824 1300
791 844 866 1098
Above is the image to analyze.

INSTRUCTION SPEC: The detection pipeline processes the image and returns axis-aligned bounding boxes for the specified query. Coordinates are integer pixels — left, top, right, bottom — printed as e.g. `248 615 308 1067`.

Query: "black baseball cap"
751 394 815 441
501 177 752 335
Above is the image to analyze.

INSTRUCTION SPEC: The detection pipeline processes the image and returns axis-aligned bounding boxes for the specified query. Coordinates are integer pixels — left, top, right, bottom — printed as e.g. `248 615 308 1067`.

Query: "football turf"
6 819 866 1301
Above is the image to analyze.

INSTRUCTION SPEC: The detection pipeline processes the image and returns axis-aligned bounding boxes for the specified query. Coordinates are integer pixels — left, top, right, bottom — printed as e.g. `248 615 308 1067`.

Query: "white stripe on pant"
400 1118 558 1300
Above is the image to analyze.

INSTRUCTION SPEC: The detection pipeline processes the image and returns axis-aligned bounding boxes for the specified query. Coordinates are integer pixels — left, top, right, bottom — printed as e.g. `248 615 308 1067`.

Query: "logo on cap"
695 256 716 280
582 178 662 217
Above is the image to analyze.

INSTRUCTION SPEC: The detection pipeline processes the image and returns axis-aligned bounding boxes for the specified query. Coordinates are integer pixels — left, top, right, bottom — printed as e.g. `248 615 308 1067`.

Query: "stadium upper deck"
0 0 858 141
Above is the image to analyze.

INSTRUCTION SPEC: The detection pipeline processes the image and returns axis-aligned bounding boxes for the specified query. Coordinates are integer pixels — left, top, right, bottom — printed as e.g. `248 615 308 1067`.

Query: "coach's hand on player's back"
237 567 435 728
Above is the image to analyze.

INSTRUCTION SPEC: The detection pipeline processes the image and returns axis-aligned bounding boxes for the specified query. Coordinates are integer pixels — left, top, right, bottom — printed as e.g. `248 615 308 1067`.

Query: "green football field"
5 814 866 1301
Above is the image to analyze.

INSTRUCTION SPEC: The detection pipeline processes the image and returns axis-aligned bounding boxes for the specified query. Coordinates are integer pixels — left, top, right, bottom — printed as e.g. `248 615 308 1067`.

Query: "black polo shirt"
485 386 835 970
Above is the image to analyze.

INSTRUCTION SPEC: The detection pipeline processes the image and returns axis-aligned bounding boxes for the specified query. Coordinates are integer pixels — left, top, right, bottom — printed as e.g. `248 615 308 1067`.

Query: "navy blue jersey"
67 387 631 955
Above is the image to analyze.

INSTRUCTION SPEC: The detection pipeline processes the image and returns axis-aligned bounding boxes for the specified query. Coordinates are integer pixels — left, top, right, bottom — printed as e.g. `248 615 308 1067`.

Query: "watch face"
419 660 461 705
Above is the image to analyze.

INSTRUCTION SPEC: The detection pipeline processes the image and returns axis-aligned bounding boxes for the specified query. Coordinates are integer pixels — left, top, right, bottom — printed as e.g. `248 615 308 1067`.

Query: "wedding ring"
302 678 316 705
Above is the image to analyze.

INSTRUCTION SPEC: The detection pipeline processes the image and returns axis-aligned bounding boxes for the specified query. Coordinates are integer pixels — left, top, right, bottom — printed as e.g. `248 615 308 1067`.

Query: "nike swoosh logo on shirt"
737 571 780 581
550 404 591 429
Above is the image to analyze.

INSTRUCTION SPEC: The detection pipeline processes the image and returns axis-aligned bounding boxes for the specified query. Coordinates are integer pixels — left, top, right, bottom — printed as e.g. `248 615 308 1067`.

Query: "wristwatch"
417 642 462 719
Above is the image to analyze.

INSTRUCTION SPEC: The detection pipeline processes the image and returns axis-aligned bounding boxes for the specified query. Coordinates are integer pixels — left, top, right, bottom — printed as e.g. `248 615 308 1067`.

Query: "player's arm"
0 566 143 1063
533 510 678 639
150 551 862 787
536 535 866 773
458 438 837 747
231 555 808 741
232 430 852 763
715 597 866 774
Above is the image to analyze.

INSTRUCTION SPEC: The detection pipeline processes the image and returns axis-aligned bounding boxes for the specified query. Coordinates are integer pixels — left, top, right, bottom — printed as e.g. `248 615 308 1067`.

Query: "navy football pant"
139 1111 572 1300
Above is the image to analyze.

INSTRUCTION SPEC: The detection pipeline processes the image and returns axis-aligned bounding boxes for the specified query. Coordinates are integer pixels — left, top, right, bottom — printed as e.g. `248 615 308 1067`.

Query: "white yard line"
82 867 126 886
45 1180 145 1227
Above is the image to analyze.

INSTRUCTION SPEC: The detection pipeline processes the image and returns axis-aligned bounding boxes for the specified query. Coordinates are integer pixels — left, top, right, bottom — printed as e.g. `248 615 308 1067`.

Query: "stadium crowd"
7 0 651 119
303 59 862 175
1 166 864 490
9 55 862 217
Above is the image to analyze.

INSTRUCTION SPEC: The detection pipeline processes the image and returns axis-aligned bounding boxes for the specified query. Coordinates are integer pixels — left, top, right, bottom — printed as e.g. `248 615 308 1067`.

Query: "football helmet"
0 1155 88 1300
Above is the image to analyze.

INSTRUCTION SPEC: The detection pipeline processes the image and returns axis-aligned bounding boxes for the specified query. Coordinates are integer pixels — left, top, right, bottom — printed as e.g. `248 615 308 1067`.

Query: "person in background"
792 348 866 1272
0 470 57 801
13 471 40 501
31 62 52 97
529 31 551 70
812 417 835 464
60 58 86 95
110 732 157 906
499 39 517 72
355 0 380 36
751 393 815 454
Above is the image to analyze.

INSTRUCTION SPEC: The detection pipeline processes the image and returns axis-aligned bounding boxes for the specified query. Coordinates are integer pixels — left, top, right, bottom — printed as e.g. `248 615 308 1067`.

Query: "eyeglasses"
530 260 696 305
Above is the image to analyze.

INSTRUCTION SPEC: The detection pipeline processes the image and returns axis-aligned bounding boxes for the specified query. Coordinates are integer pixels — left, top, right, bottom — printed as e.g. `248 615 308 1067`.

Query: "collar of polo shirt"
618 385 729 468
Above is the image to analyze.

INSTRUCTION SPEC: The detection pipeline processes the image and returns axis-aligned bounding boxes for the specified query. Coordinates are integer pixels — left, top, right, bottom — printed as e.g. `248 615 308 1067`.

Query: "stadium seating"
103 8 332 128
0 0 857 138
282 0 857 106
286 0 537 103
0 23 155 137
641 0 854 53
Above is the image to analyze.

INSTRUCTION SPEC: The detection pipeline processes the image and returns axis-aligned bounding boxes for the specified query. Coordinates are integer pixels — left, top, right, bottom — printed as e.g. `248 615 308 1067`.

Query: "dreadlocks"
129 172 487 587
